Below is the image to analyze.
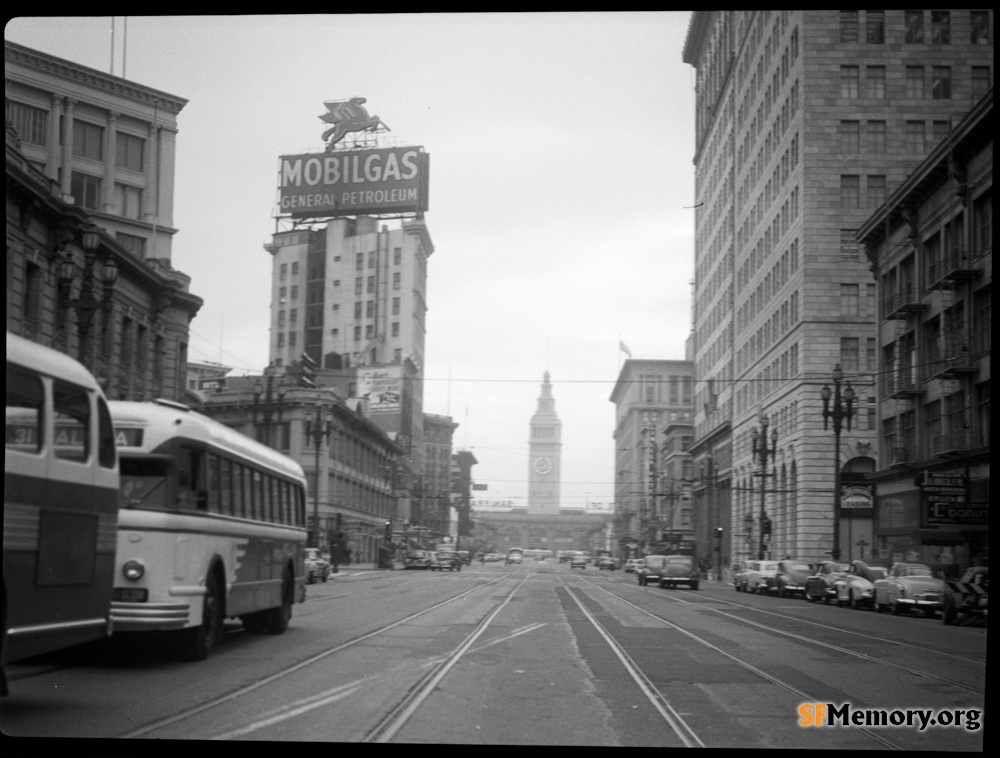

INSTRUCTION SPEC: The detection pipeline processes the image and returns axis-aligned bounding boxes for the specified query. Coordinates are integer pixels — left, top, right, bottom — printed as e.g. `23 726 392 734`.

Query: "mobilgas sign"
278 147 428 218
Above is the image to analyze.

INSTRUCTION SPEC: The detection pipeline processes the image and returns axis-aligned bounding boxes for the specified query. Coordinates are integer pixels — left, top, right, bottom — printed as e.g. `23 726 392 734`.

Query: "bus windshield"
120 457 169 509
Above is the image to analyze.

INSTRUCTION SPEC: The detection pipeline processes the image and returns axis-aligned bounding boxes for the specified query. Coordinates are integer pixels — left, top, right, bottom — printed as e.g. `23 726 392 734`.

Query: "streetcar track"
566 575 920 750
119 573 516 739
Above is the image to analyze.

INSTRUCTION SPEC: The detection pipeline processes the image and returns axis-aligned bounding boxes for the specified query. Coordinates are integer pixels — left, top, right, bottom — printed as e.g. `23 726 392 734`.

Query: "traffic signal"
336 512 343 530
713 527 724 542
299 352 317 388
763 518 772 537
384 520 392 540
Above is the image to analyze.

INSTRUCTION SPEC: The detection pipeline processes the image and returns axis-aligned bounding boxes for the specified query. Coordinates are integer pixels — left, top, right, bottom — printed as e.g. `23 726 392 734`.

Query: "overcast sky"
6 13 697 509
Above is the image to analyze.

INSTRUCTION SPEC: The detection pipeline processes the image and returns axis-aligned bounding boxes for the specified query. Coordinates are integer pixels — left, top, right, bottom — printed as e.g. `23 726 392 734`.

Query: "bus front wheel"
181 573 223 661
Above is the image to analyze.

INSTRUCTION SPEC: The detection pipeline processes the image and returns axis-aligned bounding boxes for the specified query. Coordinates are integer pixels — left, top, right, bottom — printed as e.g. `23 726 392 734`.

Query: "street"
2 560 986 749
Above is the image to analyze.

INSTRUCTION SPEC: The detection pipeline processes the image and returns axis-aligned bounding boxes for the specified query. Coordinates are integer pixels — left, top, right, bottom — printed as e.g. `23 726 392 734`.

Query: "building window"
280 263 287 281
932 120 950 144
115 232 146 257
72 120 104 161
368 251 376 269
930 11 950 44
840 66 859 98
277 333 285 348
278 311 286 328
355 277 362 295
840 338 860 373
839 11 859 43
865 10 884 43
115 132 145 172
905 67 925 99
366 300 375 318
70 172 102 210
353 326 362 341
971 67 991 99
8 101 48 146
971 11 991 44
840 175 860 209
973 191 992 256
905 11 924 43
867 175 886 208
366 276 374 293
905 121 925 155
839 120 859 153
115 183 143 219
355 253 364 271
289 332 297 347
393 247 402 265
290 285 298 300
840 284 860 316
392 297 400 316
866 121 886 153
866 66 885 98
391 322 399 337
365 324 374 339
931 67 951 99
354 301 362 319
289 309 297 325
393 272 401 291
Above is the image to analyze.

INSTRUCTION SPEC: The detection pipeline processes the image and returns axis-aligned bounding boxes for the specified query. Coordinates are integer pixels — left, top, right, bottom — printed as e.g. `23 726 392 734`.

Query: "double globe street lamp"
57 225 118 370
820 364 855 562
304 406 334 549
751 413 777 561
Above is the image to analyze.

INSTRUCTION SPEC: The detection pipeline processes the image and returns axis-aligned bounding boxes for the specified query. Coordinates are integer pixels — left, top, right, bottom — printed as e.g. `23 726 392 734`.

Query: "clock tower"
528 371 561 515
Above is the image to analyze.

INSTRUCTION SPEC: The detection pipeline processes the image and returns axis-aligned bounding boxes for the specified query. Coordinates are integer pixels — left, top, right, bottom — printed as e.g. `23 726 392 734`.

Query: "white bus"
108 400 308 661
5 333 119 694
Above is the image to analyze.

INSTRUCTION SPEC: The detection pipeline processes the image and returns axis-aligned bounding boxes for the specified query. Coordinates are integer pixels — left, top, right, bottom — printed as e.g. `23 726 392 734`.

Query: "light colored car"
833 561 888 609
873 562 946 617
745 561 781 594
624 559 643 574
505 551 523 566
733 561 758 592
597 556 617 571
304 547 330 584
570 554 588 569
766 560 813 598
657 555 700 590
404 550 434 570
804 561 851 603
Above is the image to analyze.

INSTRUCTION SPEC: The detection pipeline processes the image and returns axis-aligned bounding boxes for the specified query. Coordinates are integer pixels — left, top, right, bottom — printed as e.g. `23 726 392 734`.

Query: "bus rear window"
6 364 44 454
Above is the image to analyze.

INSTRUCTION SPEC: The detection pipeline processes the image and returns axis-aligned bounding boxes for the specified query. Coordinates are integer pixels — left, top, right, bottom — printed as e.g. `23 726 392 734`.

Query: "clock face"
534 456 553 475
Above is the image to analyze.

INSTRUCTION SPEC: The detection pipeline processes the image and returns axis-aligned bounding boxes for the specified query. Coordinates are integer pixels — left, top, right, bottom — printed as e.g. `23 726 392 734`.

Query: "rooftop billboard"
277 147 429 218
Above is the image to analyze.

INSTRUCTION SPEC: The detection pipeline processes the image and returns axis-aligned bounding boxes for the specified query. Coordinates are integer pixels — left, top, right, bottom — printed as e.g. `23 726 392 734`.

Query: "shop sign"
841 484 873 509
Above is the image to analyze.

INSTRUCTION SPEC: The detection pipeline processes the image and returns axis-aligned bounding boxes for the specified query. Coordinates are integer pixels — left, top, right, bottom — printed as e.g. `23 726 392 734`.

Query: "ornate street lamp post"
304 406 333 548
751 413 777 561
57 226 118 371
820 364 855 561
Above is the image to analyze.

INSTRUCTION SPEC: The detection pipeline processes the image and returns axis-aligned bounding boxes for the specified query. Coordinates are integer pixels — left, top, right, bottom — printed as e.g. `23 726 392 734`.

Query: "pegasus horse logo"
320 97 390 151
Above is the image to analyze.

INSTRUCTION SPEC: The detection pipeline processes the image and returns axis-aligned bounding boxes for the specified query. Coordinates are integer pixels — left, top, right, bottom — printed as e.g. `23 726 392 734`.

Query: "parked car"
304 547 331 584
873 562 946 617
942 566 988 625
636 555 669 586
404 550 434 570
624 559 643 574
505 551 523 566
766 560 813 598
597 556 617 571
745 561 781 594
431 551 462 571
833 561 888 609
570 554 588 569
804 561 851 603
733 561 758 592
456 550 472 565
657 555 700 590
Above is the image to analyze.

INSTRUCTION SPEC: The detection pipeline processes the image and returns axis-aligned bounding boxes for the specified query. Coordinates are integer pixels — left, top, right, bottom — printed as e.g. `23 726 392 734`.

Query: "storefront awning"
914 529 965 545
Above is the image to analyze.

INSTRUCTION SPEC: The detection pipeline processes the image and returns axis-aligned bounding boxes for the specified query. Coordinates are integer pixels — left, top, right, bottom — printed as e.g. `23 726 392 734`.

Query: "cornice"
5 41 188 115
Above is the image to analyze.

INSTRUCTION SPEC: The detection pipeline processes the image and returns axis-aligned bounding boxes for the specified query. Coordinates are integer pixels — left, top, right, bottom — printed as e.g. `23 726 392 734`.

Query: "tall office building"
264 215 434 496
683 11 993 563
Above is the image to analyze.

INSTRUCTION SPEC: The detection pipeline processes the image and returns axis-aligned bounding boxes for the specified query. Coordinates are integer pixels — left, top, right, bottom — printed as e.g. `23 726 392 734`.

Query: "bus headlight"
122 560 145 581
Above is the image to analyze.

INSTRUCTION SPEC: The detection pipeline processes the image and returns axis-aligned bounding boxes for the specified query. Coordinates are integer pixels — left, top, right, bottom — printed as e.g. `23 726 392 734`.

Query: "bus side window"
178 446 208 510
220 457 234 516
6 364 45 454
52 382 90 462
206 454 221 513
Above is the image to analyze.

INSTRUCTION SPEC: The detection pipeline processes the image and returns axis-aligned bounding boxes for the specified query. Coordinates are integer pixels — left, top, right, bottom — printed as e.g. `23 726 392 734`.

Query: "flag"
619 340 632 359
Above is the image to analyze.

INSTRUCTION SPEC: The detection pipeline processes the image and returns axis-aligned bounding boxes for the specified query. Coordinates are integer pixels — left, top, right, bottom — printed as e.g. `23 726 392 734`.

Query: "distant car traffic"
804 561 851 603
942 566 988 626
456 550 472 565
834 561 888 609
404 550 434 570
570 554 588 569
431 551 462 571
624 559 643 574
505 551 523 566
304 548 331 584
657 555 700 590
873 562 945 617
766 560 813 598
597 556 617 571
